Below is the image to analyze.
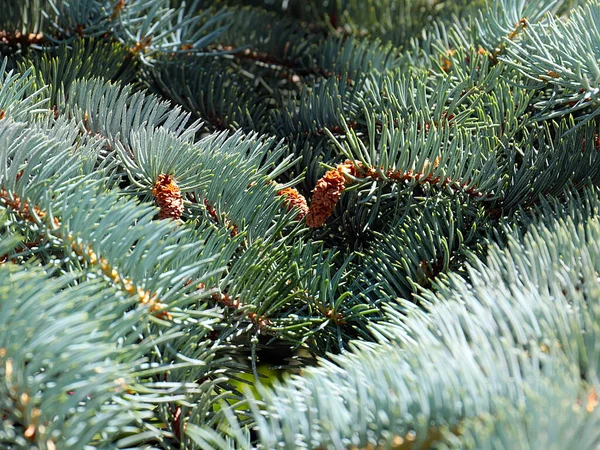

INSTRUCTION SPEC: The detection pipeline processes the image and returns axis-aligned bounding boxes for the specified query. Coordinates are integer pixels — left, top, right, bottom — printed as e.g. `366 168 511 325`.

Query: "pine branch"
501 0 600 124
222 186 600 449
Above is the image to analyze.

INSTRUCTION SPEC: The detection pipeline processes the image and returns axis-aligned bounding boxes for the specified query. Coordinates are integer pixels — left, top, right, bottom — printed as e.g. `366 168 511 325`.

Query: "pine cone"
152 174 184 220
277 187 308 220
306 160 357 228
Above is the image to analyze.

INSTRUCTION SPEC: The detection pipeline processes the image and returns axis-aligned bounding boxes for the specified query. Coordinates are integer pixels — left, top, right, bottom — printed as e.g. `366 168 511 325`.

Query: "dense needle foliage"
1 0 600 448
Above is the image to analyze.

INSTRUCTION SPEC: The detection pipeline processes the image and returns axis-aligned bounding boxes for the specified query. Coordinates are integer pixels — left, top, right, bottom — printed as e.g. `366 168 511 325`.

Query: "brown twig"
306 159 487 228
211 291 272 332
0 31 46 49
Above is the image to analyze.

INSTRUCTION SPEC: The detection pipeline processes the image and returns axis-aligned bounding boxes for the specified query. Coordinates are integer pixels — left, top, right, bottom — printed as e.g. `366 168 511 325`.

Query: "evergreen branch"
332 110 500 190
362 196 488 302
0 119 228 320
223 34 401 81
0 115 247 445
0 58 48 121
307 138 496 229
502 118 600 213
311 35 402 81
116 125 208 193
273 75 363 138
4 0 600 446
61 77 197 149
208 5 317 74
42 0 231 62
146 56 269 132
186 131 303 242
0 266 145 448
18 37 137 106
334 0 452 46
0 182 171 319
0 0 47 35
225 186 600 449
501 0 600 123
474 0 563 54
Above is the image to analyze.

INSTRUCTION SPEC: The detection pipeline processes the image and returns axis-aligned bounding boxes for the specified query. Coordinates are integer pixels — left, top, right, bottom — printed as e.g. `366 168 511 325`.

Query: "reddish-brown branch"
0 31 46 49
0 240 41 264
185 193 242 237
302 120 357 138
306 159 487 228
211 291 272 332
581 133 600 152
324 308 347 326
0 189 59 227
507 18 528 41
201 198 239 237
220 45 324 78
111 0 125 20
216 45 356 83
130 35 152 55
193 284 273 331
491 18 528 58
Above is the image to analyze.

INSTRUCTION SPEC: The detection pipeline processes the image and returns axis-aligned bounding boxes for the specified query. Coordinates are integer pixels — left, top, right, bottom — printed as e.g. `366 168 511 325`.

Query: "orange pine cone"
306 160 358 228
277 187 308 220
152 174 184 220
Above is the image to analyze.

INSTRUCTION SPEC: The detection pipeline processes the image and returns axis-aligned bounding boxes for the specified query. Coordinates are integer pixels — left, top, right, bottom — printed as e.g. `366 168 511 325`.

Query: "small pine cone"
277 187 308 220
306 160 357 228
152 174 184 220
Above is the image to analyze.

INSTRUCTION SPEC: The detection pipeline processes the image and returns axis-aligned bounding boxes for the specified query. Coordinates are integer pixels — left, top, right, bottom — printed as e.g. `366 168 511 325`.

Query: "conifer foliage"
1 0 600 448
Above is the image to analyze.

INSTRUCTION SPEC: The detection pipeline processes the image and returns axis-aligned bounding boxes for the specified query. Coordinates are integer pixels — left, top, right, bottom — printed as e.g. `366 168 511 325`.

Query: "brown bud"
306 160 357 228
152 174 184 220
277 187 308 220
